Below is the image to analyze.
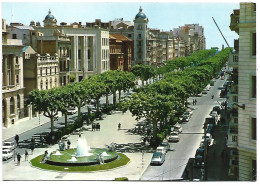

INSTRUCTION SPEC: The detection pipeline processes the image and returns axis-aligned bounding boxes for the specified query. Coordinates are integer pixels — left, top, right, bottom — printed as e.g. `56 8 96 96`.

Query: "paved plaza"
2 110 153 181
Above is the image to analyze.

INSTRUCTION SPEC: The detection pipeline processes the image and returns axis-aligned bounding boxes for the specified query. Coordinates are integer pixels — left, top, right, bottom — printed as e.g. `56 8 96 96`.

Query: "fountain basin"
46 148 118 166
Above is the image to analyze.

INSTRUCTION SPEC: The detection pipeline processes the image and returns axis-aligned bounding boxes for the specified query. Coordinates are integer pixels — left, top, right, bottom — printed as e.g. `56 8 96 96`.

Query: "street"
140 76 227 180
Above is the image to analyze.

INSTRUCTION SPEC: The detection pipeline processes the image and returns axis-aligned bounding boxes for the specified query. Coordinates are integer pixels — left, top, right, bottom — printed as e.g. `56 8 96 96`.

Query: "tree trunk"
113 92 116 105
96 99 100 112
118 90 121 102
50 116 54 133
142 80 144 86
77 106 81 121
106 93 109 107
65 112 68 128
152 118 157 140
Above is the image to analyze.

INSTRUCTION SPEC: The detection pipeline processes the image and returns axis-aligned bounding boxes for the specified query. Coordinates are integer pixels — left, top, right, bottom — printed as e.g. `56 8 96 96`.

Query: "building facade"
173 24 206 57
228 2 256 181
2 19 25 127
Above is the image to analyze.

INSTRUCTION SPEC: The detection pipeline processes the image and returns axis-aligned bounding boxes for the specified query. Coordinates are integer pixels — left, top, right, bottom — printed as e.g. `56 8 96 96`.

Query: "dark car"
195 147 204 157
160 142 170 152
206 124 214 134
213 106 221 114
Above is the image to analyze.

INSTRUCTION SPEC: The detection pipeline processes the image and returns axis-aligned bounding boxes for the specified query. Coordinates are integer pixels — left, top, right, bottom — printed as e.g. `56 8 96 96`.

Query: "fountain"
75 134 92 157
53 150 62 156
68 155 77 162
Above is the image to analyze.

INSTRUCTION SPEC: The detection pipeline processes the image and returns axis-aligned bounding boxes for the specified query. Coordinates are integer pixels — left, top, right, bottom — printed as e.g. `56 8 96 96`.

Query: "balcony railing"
227 133 238 148
228 53 238 68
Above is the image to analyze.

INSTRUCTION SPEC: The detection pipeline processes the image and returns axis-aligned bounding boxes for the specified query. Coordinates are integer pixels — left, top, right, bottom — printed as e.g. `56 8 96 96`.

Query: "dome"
135 6 146 19
45 10 55 20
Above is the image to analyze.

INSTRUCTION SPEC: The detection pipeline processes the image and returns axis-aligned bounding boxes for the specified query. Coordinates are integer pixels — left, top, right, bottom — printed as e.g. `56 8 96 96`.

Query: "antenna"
212 17 233 54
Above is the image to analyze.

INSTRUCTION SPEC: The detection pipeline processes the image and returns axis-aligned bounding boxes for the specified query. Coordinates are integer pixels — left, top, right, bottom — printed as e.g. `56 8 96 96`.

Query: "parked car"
202 89 208 94
215 75 220 79
160 142 170 152
199 139 209 149
206 124 214 134
202 133 213 145
156 146 167 154
67 107 77 115
182 115 190 122
212 106 221 114
210 111 219 120
173 125 183 133
195 147 205 157
2 141 15 151
194 155 204 167
168 132 180 142
186 108 193 115
184 111 192 118
2 149 13 161
150 152 166 165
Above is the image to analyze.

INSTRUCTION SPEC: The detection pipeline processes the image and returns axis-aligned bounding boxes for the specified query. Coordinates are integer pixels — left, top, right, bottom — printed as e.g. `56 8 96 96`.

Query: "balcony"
228 53 238 68
227 133 238 148
229 9 240 34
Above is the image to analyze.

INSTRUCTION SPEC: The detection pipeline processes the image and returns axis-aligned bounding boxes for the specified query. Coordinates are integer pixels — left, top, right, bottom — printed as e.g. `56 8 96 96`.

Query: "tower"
43 10 57 27
134 6 148 65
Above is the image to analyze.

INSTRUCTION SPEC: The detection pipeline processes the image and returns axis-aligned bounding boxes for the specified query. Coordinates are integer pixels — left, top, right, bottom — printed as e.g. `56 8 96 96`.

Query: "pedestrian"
118 122 121 130
25 150 29 161
30 143 35 155
195 99 197 105
143 137 147 144
15 134 19 146
212 94 214 99
67 140 71 149
17 153 21 165
193 99 195 105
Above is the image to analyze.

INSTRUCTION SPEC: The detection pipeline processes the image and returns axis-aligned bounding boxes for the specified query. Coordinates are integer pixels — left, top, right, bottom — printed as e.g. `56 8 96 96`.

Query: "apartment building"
2 19 25 127
228 2 256 181
173 24 206 57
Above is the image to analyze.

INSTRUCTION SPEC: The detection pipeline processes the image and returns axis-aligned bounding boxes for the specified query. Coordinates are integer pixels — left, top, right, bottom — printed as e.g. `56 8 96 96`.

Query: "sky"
1 0 241 49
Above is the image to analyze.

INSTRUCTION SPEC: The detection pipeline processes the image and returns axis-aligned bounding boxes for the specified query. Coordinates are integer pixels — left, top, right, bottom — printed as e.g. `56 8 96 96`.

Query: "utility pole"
203 122 208 181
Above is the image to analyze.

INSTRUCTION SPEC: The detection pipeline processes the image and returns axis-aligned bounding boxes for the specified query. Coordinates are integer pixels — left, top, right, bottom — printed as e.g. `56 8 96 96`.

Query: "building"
173 24 206 57
133 6 149 65
23 46 59 97
2 19 25 127
7 23 34 46
228 2 256 181
29 10 110 82
109 33 133 71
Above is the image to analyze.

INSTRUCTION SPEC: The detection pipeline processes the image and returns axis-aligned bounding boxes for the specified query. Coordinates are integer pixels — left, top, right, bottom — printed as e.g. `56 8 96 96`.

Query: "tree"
26 88 61 133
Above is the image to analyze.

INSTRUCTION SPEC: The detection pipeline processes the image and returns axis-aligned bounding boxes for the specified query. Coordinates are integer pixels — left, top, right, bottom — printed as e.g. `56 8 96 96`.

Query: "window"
16 56 19 64
88 50 90 59
252 33 256 56
233 96 238 102
40 68 42 76
12 34 17 39
78 49 81 59
234 118 238 124
46 80 48 90
17 95 20 109
10 97 14 114
138 25 142 30
55 67 57 74
46 68 48 75
16 74 19 84
40 80 43 90
23 34 26 39
252 160 256 180
139 41 142 46
252 76 256 98
139 34 141 38
253 3 256 12
251 118 256 140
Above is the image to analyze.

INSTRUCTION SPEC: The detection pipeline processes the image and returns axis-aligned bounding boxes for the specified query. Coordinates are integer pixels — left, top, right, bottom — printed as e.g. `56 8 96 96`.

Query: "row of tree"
123 48 230 145
26 70 136 133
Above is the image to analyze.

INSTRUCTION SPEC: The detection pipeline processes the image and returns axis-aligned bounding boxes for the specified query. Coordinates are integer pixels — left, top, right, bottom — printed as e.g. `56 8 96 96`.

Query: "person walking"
118 122 121 130
194 99 197 105
67 140 71 149
15 134 19 146
17 153 21 165
25 150 29 161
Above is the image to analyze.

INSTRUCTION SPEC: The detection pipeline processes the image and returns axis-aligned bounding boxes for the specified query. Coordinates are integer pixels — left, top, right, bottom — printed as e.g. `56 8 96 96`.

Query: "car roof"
153 152 163 156
157 146 165 149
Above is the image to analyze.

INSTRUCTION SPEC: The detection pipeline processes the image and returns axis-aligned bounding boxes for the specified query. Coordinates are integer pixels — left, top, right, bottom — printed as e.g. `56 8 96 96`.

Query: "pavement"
2 109 153 181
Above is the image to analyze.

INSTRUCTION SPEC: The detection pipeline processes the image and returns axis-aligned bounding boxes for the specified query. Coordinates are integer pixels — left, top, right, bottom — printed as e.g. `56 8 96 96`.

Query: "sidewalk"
2 110 153 180
2 113 55 142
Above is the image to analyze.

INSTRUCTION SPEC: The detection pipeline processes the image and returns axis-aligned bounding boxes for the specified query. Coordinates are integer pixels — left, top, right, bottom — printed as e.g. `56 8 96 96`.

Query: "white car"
156 146 167 154
172 125 183 133
168 132 180 142
2 141 15 151
67 107 77 115
2 149 13 161
202 133 213 145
